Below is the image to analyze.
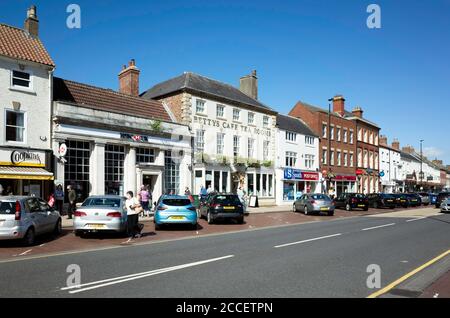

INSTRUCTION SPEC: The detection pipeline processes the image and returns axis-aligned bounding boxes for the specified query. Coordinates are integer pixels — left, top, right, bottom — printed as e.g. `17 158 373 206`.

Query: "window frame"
216 104 225 118
196 99 206 114
11 69 33 91
4 109 26 144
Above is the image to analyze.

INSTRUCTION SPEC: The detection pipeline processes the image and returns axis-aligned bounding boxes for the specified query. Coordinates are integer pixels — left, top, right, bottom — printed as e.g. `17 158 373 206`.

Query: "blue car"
154 195 197 230
430 193 438 205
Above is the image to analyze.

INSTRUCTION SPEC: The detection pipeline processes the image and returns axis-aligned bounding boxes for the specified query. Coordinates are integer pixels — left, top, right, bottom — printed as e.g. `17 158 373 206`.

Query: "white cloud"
422 146 444 159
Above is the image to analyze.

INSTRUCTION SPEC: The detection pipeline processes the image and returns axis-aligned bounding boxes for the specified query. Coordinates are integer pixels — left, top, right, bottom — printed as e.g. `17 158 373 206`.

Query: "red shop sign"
334 175 357 182
302 172 319 181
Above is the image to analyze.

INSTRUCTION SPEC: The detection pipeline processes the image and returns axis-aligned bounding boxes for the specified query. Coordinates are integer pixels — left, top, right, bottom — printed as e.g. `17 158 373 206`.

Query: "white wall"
379 146 401 192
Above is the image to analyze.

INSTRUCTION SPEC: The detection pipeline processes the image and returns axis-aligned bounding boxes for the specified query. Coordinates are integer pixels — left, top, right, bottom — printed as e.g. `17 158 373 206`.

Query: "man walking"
67 185 76 219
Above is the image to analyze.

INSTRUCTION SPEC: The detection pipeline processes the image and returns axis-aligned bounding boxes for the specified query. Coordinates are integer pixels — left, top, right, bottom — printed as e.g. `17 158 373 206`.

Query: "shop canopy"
0 166 54 181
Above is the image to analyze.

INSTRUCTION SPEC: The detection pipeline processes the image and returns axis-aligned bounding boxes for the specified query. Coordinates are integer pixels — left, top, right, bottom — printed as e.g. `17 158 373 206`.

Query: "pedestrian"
5 186 13 196
184 187 191 196
0 184 3 196
48 193 55 208
67 185 76 219
237 186 245 207
138 185 150 217
206 184 214 194
54 184 64 214
126 191 142 238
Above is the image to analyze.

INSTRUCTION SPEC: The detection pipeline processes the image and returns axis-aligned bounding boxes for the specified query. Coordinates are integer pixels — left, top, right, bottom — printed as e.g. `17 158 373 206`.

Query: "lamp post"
419 139 424 190
327 98 334 194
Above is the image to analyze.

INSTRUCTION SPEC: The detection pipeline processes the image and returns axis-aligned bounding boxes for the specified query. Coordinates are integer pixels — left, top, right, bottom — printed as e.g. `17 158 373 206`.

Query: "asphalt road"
0 209 449 298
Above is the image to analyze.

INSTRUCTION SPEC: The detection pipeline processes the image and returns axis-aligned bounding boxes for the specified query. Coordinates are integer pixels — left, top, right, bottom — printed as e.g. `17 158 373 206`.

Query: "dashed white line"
406 217 427 223
19 249 32 256
274 233 342 249
361 223 396 231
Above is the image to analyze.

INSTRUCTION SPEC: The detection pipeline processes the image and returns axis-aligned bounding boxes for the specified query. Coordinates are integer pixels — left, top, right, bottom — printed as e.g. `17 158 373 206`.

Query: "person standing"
54 184 64 214
206 184 214 194
67 185 77 219
138 185 149 217
184 187 191 195
126 191 142 238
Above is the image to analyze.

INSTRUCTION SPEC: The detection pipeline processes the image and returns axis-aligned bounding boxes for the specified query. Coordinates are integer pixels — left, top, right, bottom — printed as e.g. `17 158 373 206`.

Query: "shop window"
164 150 180 195
65 140 91 202
283 182 295 201
221 171 228 192
247 173 254 195
105 144 125 195
136 148 155 164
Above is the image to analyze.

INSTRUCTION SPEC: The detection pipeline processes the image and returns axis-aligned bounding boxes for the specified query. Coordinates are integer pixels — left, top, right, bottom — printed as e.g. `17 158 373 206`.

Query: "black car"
199 193 244 224
435 192 450 208
333 193 369 211
392 193 409 208
404 193 422 207
367 193 396 209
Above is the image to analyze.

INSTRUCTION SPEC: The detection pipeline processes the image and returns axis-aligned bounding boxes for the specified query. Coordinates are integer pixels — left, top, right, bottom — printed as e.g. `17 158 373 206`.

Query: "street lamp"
419 139 424 189
327 98 334 194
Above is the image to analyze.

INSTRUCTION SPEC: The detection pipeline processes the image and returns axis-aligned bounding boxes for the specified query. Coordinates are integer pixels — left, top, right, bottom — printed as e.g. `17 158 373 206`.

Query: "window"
349 130 354 144
263 141 269 161
343 153 348 167
5 110 25 142
358 149 362 167
196 100 205 114
305 154 315 169
358 128 362 141
375 134 379 146
305 136 314 145
248 112 255 125
369 132 374 145
233 136 240 157
364 150 368 168
322 124 327 138
247 138 255 158
216 133 224 155
195 130 205 153
343 129 348 143
330 126 335 140
337 151 341 166
12 70 31 88
165 151 180 195
322 149 327 165
349 153 354 167
364 130 368 143
375 153 379 169
337 128 341 142
330 150 335 166
263 116 269 128
285 151 297 167
233 109 241 121
216 104 224 118
65 140 90 202
286 131 297 142
105 144 125 195
136 148 155 164
369 152 374 169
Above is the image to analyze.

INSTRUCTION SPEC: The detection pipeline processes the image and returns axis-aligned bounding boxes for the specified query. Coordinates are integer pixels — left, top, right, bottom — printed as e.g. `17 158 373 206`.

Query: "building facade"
379 136 401 193
0 6 55 198
142 71 278 205
52 61 192 203
275 114 320 205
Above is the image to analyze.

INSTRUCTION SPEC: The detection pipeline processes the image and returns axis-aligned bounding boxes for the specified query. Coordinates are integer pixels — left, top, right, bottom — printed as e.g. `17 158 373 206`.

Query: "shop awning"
0 166 54 180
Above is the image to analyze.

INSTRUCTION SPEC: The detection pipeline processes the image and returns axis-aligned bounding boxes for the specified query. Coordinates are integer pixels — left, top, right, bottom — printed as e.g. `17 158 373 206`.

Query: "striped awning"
0 166 54 180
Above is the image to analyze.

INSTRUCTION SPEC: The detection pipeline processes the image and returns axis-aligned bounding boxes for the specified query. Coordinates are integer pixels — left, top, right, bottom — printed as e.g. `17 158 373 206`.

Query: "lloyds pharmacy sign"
193 116 272 137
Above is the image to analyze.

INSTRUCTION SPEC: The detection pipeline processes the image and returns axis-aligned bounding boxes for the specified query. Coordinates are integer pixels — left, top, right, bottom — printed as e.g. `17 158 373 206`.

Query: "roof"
141 72 276 114
401 151 421 163
0 23 55 67
276 114 317 137
53 77 171 122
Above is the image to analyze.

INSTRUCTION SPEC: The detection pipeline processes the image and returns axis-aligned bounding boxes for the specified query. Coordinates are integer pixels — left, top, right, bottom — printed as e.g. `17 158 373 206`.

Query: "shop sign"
193 116 272 137
10 151 42 165
284 169 319 181
333 175 357 182
120 133 149 142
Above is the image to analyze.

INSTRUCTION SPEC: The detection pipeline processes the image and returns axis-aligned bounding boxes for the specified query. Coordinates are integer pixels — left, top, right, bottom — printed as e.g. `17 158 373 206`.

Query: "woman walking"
54 184 64 214
126 191 142 238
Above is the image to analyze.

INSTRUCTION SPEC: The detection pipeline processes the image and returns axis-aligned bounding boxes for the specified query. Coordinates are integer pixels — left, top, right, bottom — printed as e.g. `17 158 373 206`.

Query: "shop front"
0 148 53 198
332 175 357 196
276 168 320 205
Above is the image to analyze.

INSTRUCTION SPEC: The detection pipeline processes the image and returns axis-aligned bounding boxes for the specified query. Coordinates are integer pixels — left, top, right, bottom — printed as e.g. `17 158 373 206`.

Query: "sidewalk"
246 205 291 214
61 214 154 228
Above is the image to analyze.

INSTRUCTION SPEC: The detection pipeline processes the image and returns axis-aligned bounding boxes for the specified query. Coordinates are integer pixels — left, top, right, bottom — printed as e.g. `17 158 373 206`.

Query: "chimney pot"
24 5 39 37
352 106 364 118
332 95 346 116
119 59 140 96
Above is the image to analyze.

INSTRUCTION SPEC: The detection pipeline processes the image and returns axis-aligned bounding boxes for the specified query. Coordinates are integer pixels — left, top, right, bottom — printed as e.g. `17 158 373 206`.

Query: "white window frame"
216 104 225 118
195 129 205 152
322 148 327 165
305 136 314 145
233 109 241 122
263 141 270 161
336 127 341 142
196 99 206 114
216 133 225 155
233 135 240 157
4 109 26 144
343 129 348 143
247 138 255 158
248 112 255 125
11 69 33 91
286 131 297 142
263 116 269 128
285 151 297 167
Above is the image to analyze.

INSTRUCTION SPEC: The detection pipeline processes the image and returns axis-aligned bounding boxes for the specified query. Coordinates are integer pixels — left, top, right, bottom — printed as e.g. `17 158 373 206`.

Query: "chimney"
332 95 346 116
379 135 388 146
118 59 140 96
432 159 443 166
391 139 400 150
352 106 364 118
402 145 415 154
239 70 258 100
24 5 39 37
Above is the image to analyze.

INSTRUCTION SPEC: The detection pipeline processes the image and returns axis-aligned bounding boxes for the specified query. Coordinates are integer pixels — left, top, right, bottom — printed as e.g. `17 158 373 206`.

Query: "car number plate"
358 204 365 207
87 224 106 229
170 216 184 220
320 207 329 211
223 206 235 210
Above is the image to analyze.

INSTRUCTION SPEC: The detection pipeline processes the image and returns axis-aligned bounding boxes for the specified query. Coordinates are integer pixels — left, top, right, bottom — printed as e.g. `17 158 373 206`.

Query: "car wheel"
346 204 351 212
304 206 308 215
23 228 35 246
192 223 198 230
237 217 244 224
292 203 297 212
373 202 378 209
363 207 369 211
327 210 334 216
53 219 62 236
154 223 161 231
207 212 214 224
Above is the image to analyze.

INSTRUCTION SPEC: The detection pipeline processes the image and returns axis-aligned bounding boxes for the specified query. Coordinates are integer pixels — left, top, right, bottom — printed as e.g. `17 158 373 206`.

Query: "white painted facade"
379 146 401 193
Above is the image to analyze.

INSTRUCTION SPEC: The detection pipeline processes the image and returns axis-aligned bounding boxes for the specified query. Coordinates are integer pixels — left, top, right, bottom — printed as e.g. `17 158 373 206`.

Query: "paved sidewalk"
246 205 291 214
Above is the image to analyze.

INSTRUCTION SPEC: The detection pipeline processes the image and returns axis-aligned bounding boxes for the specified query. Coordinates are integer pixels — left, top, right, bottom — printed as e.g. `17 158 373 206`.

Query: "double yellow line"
367 249 450 298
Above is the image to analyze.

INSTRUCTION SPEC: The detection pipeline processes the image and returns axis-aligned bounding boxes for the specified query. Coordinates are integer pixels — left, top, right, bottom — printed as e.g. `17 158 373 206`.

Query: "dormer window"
12 70 31 89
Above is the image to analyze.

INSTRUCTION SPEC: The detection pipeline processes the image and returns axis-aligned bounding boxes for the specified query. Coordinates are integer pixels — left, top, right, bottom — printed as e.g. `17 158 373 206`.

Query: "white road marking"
19 249 32 256
274 233 342 249
433 293 439 298
39 244 45 247
406 217 427 222
361 223 395 231
121 237 133 244
61 255 234 294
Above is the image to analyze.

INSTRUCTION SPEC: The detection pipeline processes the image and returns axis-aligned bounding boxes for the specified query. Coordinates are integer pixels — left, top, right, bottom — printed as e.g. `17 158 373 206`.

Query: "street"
0 207 448 298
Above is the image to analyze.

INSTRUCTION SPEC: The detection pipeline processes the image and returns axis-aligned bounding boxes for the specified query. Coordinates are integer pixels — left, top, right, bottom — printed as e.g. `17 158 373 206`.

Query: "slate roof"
53 77 172 122
276 114 317 137
141 72 276 114
0 23 55 67
401 151 421 163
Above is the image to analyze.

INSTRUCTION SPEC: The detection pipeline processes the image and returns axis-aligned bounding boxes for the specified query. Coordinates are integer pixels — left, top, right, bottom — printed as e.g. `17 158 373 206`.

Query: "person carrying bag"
126 191 143 238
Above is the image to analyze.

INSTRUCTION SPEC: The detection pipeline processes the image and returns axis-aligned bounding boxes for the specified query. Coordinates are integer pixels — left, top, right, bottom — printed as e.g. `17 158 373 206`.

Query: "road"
0 207 449 298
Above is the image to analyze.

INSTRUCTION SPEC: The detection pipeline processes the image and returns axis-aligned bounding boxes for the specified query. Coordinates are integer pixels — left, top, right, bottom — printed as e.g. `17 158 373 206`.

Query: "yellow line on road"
367 249 450 298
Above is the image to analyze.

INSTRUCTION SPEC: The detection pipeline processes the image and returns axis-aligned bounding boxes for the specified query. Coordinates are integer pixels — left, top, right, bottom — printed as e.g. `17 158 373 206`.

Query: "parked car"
333 193 369 211
293 193 334 216
440 198 450 213
417 192 430 206
405 193 422 207
435 192 450 208
199 193 244 224
74 195 128 236
154 195 198 229
0 196 62 246
430 193 438 206
392 193 409 208
367 193 396 209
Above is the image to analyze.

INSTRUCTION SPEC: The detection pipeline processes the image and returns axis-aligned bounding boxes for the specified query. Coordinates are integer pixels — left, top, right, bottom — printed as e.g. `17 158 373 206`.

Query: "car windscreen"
82 198 121 207
213 195 241 205
311 194 331 201
381 194 394 198
162 199 191 206
352 194 366 198
0 201 15 214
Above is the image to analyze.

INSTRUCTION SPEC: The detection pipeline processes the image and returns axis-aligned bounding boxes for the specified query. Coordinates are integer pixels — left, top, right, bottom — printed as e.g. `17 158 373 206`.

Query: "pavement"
0 206 448 298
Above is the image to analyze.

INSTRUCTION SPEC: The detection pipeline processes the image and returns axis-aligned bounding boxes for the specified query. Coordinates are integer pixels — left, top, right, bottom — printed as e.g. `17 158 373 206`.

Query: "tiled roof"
276 114 318 137
0 23 55 67
141 72 276 114
53 77 172 122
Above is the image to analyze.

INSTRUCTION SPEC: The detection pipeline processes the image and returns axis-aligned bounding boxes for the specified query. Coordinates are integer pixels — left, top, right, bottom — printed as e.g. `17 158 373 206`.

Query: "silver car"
293 193 335 216
440 198 450 213
418 192 430 206
74 195 128 236
0 196 62 246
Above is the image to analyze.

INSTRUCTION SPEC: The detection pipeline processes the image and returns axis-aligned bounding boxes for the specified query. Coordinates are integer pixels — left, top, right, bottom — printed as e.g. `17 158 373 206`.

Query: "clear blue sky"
2 0 449 163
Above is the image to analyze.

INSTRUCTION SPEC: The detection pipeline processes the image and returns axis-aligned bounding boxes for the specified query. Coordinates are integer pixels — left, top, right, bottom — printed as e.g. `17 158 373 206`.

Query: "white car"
440 198 450 213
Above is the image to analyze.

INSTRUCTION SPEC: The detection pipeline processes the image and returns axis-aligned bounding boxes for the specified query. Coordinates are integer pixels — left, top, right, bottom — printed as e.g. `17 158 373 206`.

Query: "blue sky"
1 0 449 163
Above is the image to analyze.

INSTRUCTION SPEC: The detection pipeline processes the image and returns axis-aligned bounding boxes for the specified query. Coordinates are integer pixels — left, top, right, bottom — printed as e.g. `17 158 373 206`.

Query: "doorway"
143 174 157 194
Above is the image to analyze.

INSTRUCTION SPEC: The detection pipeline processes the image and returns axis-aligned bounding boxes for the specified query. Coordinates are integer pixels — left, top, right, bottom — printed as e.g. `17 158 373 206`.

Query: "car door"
299 195 307 212
25 198 45 235
37 198 58 233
